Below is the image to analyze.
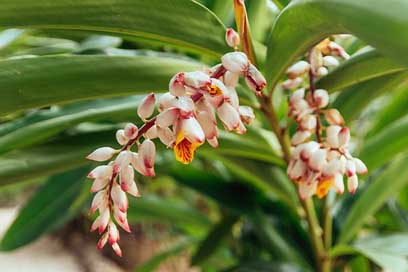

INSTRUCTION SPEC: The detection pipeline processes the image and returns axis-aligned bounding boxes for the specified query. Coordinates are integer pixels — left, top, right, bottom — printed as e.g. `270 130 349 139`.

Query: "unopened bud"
137 93 156 120
323 56 340 67
313 89 329 108
124 123 138 139
287 61 310 79
324 109 344 125
87 147 117 162
225 28 240 49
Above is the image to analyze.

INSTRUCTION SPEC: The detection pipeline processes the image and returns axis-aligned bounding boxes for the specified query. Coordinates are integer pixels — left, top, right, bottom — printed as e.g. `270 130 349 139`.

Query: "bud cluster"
86 30 267 256
286 39 367 200
282 38 350 90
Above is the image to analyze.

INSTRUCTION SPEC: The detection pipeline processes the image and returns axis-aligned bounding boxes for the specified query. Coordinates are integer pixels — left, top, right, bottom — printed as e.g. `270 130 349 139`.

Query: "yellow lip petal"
174 134 200 164
316 177 334 199
208 84 223 97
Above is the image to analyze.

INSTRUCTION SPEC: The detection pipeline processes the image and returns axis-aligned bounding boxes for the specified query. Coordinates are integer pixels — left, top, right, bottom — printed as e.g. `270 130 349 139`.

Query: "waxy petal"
137 93 156 120
221 52 249 74
87 147 117 162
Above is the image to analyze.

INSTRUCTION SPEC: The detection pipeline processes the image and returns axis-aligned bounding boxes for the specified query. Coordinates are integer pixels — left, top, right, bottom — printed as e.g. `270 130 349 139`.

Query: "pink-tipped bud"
347 174 358 194
328 41 350 59
113 207 131 233
313 89 329 108
239 106 255 125
225 28 240 48
245 64 266 95
116 129 128 146
183 71 211 89
88 165 113 180
300 141 320 161
87 147 117 162
91 209 110 234
353 158 368 174
90 190 107 214
323 56 339 67
324 109 344 126
291 130 312 146
217 102 241 132
137 93 156 120
139 139 156 168
326 125 342 148
108 222 120 245
112 243 122 257
169 72 186 96
221 52 249 74
97 232 109 250
181 117 205 144
338 127 350 147
113 151 132 173
287 61 310 79
111 182 128 213
175 96 195 118
124 123 138 139
282 77 303 90
345 159 356 177
90 178 110 193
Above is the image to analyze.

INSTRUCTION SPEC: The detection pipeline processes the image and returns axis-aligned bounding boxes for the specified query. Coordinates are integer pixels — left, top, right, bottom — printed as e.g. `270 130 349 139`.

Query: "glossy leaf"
359 116 408 170
338 155 408 244
317 49 406 93
353 234 408 271
0 55 201 116
0 0 229 57
0 166 91 250
266 0 408 89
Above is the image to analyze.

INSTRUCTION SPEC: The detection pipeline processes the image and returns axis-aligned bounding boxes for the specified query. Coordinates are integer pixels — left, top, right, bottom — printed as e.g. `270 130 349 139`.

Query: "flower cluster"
282 38 350 90
286 39 367 199
86 28 266 256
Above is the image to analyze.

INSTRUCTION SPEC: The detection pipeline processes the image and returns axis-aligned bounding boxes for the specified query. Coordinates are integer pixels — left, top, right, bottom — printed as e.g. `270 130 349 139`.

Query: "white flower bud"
317 67 329 77
338 127 350 147
291 130 311 146
345 159 356 177
137 93 156 120
300 114 317 130
300 141 320 161
113 151 132 173
245 64 266 94
333 173 344 194
108 222 120 245
239 106 255 125
287 60 310 79
88 165 113 180
116 129 128 145
124 123 138 139
112 243 122 257
139 139 156 168
353 158 368 174
87 147 117 162
299 181 317 200
225 28 240 48
90 177 110 193
308 148 327 172
313 89 329 108
347 174 358 194
169 72 186 96
323 56 340 67
221 52 249 74
290 88 305 104
111 182 128 213
324 109 344 126
217 102 241 132
184 71 211 89
282 77 303 90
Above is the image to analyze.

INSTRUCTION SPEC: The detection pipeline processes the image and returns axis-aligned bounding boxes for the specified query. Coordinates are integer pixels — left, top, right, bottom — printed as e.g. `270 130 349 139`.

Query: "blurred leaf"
127 195 211 229
265 0 408 89
353 234 408 271
348 256 371 272
332 71 408 122
0 97 142 154
0 29 25 49
223 260 304 272
0 55 201 116
317 49 406 93
359 116 408 170
191 214 239 265
136 237 197 272
367 85 408 137
0 166 91 251
79 35 122 51
338 155 408 244
0 0 229 57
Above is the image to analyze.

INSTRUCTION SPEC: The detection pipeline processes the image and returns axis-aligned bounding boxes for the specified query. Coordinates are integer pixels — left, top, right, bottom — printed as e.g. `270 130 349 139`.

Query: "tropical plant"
0 0 408 271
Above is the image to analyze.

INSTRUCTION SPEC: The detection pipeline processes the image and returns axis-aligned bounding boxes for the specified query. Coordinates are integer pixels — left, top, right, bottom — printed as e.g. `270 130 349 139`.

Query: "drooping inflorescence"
285 38 368 199
85 28 266 256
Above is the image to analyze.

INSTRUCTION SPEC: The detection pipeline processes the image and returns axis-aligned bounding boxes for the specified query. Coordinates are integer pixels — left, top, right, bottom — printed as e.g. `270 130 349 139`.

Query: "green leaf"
359 116 408 170
191 214 239 265
265 0 408 89
0 97 142 154
127 195 211 229
136 237 197 272
332 71 408 122
338 155 408 244
0 166 91 251
353 234 408 271
367 85 408 137
316 49 406 93
0 55 201 116
0 0 229 57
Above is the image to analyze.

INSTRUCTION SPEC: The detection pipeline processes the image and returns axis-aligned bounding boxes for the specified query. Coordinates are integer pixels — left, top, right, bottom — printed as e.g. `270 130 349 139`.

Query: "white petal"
91 178 110 193
87 147 117 162
225 28 240 48
169 72 186 96
157 127 175 147
347 174 358 194
156 107 179 128
88 165 113 179
91 209 110 234
137 93 156 120
245 64 266 94
239 106 255 125
324 109 344 126
183 71 211 89
317 67 329 77
308 148 327 172
290 88 305 104
323 56 339 67
180 117 205 144
333 173 344 194
108 222 120 245
300 141 320 161
282 77 303 90
175 96 195 118
158 92 178 111
221 52 249 74
338 127 350 147
345 159 356 177
139 139 156 168
197 111 217 139
124 123 138 139
111 182 128 212
353 158 368 174
300 114 317 130
113 151 132 173
116 129 128 146
119 165 134 192
90 189 107 214
217 102 240 131
224 71 240 87
287 60 310 79
291 130 311 146
299 181 317 200
326 125 341 148
289 159 307 180
144 125 158 139
313 89 329 108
